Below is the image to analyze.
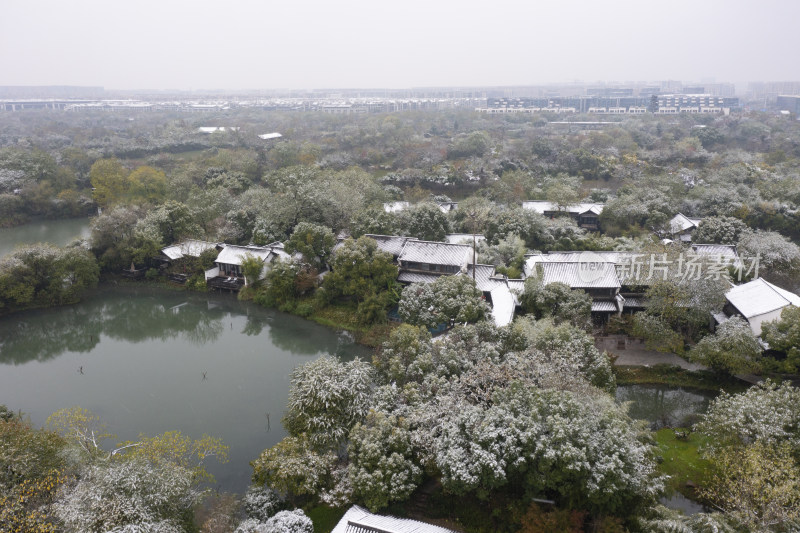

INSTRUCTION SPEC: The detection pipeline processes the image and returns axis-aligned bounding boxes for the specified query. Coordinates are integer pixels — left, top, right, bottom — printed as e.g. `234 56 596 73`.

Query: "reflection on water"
0 218 91 258
659 493 710 516
617 384 716 516
616 384 715 430
0 285 371 493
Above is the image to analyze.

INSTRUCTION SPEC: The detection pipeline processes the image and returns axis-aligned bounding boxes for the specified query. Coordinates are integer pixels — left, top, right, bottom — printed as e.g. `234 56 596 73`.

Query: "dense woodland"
2 108 800 532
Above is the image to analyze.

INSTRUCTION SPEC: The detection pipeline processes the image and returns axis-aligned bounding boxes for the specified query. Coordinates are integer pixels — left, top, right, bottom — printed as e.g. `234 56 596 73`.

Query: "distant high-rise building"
777 95 800 115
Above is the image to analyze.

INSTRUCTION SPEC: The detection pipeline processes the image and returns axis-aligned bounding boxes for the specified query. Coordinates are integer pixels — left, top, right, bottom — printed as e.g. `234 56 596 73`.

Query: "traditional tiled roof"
725 278 800 318
332 506 456 533
539 262 621 289
398 240 473 267
669 213 702 234
215 245 274 266
465 264 498 292
507 279 525 293
522 200 605 215
591 300 618 312
691 244 739 263
364 234 417 257
527 251 628 265
397 271 442 284
161 239 219 261
622 297 646 308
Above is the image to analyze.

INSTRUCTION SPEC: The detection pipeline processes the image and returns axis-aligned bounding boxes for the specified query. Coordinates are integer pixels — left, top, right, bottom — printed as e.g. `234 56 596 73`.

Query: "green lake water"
0 217 92 258
0 284 371 493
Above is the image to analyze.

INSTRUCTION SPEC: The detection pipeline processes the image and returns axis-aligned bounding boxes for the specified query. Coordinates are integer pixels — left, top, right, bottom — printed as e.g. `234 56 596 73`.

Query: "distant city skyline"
2 0 799 91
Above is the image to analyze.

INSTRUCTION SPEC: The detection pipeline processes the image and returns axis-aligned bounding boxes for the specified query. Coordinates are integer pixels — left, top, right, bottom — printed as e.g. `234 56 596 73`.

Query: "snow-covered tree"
372 324 433 385
485 208 549 249
282 356 374 450
398 275 489 329
412 385 662 516
687 316 762 374
53 459 199 533
397 282 439 329
243 484 284 522
693 215 749 245
696 380 800 451
322 236 398 303
738 229 800 275
515 318 616 393
399 202 450 241
519 279 592 329
235 509 313 533
761 306 800 373
348 411 421 512
478 233 526 277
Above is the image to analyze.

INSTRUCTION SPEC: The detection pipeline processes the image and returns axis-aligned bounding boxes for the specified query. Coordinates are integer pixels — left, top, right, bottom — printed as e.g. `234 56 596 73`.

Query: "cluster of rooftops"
158 232 798 335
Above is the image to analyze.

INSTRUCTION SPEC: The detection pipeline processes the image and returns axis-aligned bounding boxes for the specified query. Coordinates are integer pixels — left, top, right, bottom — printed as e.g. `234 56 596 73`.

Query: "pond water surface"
616 384 716 515
0 217 91 258
616 384 716 430
0 285 370 493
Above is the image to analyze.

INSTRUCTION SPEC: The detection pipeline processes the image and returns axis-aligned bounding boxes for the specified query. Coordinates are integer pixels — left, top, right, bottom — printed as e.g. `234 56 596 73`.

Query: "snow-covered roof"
691 244 739 263
397 271 442 284
622 297 646 308
197 127 239 133
215 245 274 266
725 278 800 318
465 264 499 292
591 300 618 312
258 132 282 140
331 506 457 533
444 233 485 245
669 213 702 234
161 239 219 261
507 279 525 294
364 234 417 257
436 201 458 213
538 262 621 289
383 201 410 213
522 201 605 216
489 284 516 327
526 251 627 265
399 241 473 268
524 252 635 280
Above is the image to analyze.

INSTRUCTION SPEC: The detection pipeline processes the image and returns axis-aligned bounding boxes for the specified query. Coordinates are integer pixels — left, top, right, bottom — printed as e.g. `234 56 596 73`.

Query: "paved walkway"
595 335 706 371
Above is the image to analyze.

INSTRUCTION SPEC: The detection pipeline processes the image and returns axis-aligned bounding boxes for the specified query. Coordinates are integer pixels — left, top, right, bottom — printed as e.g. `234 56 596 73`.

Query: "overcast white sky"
1 0 798 91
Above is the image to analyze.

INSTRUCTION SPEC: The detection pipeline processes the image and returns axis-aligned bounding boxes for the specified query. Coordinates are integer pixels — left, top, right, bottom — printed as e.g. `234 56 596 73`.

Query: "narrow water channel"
0 284 371 493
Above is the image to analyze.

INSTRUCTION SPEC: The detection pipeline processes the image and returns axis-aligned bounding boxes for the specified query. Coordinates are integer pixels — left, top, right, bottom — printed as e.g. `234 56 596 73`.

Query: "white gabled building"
722 278 800 335
208 243 293 287
332 505 457 533
160 239 221 262
669 213 703 242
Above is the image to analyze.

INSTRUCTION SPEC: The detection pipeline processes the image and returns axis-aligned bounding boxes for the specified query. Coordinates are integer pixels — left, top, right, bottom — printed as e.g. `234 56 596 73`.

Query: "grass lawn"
305 505 347 533
309 302 398 348
654 427 712 500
